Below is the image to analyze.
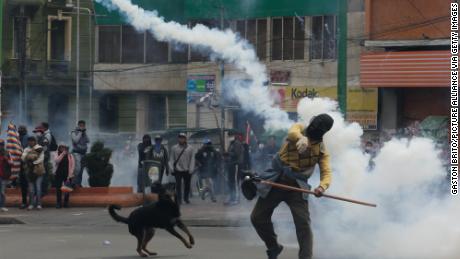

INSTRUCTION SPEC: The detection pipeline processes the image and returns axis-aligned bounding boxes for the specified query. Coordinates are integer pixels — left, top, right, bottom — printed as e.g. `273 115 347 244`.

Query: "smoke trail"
95 0 292 130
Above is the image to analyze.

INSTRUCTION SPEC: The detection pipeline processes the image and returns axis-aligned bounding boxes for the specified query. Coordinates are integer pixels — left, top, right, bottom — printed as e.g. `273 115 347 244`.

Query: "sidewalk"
0 195 292 227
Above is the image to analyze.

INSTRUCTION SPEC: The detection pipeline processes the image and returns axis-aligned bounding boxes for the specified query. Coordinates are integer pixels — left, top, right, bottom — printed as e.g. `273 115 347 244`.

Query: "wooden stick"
259 179 377 208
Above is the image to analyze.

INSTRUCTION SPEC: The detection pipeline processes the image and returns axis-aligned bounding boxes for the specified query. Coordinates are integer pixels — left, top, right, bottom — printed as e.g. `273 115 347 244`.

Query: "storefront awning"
360 50 451 87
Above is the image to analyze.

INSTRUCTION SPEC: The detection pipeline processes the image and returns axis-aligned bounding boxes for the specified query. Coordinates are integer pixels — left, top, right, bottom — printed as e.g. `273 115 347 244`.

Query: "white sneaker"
27 205 34 210
0 207 8 212
36 205 42 210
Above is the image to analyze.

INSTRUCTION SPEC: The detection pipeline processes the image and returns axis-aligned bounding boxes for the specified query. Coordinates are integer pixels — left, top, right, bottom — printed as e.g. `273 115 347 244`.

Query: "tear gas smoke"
95 0 293 130
95 2 459 257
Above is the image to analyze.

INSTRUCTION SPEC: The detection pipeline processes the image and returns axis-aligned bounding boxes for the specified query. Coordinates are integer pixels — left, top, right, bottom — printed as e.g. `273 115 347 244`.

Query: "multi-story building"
361 0 450 135
93 0 373 139
1 0 95 140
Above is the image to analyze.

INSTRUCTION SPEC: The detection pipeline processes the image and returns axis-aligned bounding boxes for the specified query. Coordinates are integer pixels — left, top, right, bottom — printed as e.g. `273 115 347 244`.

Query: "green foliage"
85 141 114 187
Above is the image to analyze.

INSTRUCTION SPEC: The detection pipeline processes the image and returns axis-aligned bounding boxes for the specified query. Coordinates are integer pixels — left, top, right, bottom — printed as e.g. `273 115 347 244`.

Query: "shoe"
63 203 69 208
211 198 217 203
19 204 27 209
27 205 34 211
0 207 8 212
36 205 42 210
184 200 190 204
56 204 62 209
267 245 283 259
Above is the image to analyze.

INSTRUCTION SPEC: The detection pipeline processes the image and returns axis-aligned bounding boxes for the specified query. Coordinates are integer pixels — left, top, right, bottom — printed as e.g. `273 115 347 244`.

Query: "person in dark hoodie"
137 134 153 193
249 114 334 259
195 138 220 202
151 135 169 184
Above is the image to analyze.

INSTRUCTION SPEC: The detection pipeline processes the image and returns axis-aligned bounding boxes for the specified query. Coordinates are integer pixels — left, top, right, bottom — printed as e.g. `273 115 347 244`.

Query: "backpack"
49 134 58 151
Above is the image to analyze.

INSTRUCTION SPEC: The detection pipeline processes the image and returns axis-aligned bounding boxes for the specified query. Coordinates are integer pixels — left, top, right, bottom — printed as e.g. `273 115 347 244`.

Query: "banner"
272 86 378 130
186 75 216 103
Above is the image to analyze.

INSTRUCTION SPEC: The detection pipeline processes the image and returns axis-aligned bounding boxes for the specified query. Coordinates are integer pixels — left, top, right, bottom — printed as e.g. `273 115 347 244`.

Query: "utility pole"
76 0 80 123
337 0 348 116
219 3 226 153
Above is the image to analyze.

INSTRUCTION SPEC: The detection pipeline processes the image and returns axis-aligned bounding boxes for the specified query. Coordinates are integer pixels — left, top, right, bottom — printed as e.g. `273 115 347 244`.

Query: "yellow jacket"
278 123 332 190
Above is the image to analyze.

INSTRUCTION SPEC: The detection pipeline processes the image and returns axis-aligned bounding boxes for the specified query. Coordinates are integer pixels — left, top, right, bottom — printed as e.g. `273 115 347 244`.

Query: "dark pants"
227 163 242 201
19 171 28 205
174 170 191 203
55 180 70 207
250 180 313 259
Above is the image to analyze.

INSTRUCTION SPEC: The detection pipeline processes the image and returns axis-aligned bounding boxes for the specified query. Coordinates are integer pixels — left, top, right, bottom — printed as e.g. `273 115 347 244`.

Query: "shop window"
98 26 121 63
99 95 119 133
47 16 72 61
148 95 167 131
271 18 282 60
310 16 337 60
146 34 168 63
121 25 144 63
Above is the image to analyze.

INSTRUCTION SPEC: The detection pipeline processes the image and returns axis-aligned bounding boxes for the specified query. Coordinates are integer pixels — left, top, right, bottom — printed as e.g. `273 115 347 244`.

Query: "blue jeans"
0 178 7 208
28 176 43 207
72 153 84 186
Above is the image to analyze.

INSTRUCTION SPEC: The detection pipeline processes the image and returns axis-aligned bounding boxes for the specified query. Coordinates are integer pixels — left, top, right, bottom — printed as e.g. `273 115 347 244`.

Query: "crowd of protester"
0 120 89 211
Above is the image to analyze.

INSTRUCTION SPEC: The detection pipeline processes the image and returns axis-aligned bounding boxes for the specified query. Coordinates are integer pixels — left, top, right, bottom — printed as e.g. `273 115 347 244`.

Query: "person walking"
53 144 75 208
71 120 90 187
249 114 334 259
0 140 12 212
169 133 194 205
22 137 45 210
195 138 220 202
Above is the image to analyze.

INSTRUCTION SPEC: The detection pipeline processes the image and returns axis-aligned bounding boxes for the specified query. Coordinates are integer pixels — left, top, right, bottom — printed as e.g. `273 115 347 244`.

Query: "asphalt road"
0 223 299 259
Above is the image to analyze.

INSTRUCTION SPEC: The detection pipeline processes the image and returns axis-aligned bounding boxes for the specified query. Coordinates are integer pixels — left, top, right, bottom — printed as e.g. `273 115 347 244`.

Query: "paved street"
0 199 301 259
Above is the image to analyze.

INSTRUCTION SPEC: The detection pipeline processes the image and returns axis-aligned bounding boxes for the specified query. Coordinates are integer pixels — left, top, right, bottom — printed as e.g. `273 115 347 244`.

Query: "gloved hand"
296 136 309 153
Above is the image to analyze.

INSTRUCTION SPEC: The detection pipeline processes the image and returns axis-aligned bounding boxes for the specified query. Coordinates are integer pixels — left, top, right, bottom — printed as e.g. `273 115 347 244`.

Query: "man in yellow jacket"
250 114 334 259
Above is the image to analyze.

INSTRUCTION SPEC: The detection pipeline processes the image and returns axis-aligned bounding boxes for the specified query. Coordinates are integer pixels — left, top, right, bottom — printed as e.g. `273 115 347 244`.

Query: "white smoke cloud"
95 0 293 130
296 97 460 259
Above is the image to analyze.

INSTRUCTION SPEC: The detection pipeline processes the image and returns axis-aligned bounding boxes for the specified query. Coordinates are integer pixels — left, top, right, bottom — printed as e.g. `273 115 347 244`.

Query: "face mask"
305 114 334 141
35 132 43 137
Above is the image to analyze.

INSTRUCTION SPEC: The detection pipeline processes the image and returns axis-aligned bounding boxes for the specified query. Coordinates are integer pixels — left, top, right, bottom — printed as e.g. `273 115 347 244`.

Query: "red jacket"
0 154 11 180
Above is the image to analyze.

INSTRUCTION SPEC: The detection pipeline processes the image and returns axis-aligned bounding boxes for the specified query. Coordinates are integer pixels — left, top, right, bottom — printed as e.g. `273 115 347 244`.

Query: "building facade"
1 0 95 141
93 0 371 138
361 0 450 136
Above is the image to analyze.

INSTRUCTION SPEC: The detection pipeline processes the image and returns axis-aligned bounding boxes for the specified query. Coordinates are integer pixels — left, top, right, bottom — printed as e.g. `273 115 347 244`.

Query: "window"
12 17 30 59
47 16 72 61
235 19 268 60
99 95 119 133
271 17 305 61
257 19 267 60
148 95 167 130
118 95 137 132
311 16 337 60
122 25 144 63
168 93 187 128
190 20 217 62
171 43 188 63
98 26 121 63
146 34 168 63
271 18 282 60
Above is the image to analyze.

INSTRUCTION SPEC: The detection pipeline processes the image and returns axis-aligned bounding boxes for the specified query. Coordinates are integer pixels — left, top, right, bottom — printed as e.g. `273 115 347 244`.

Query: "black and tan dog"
109 183 195 257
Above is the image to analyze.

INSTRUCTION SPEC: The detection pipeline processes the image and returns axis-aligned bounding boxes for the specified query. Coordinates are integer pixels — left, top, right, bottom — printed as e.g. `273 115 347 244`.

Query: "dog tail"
108 204 129 224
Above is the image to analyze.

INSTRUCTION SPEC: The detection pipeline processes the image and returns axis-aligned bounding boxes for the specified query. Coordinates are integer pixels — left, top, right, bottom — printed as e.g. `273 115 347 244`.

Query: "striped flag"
6 122 23 179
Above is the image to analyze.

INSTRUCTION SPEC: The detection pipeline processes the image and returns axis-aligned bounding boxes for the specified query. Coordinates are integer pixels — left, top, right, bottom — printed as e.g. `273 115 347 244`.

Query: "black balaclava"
305 114 334 141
